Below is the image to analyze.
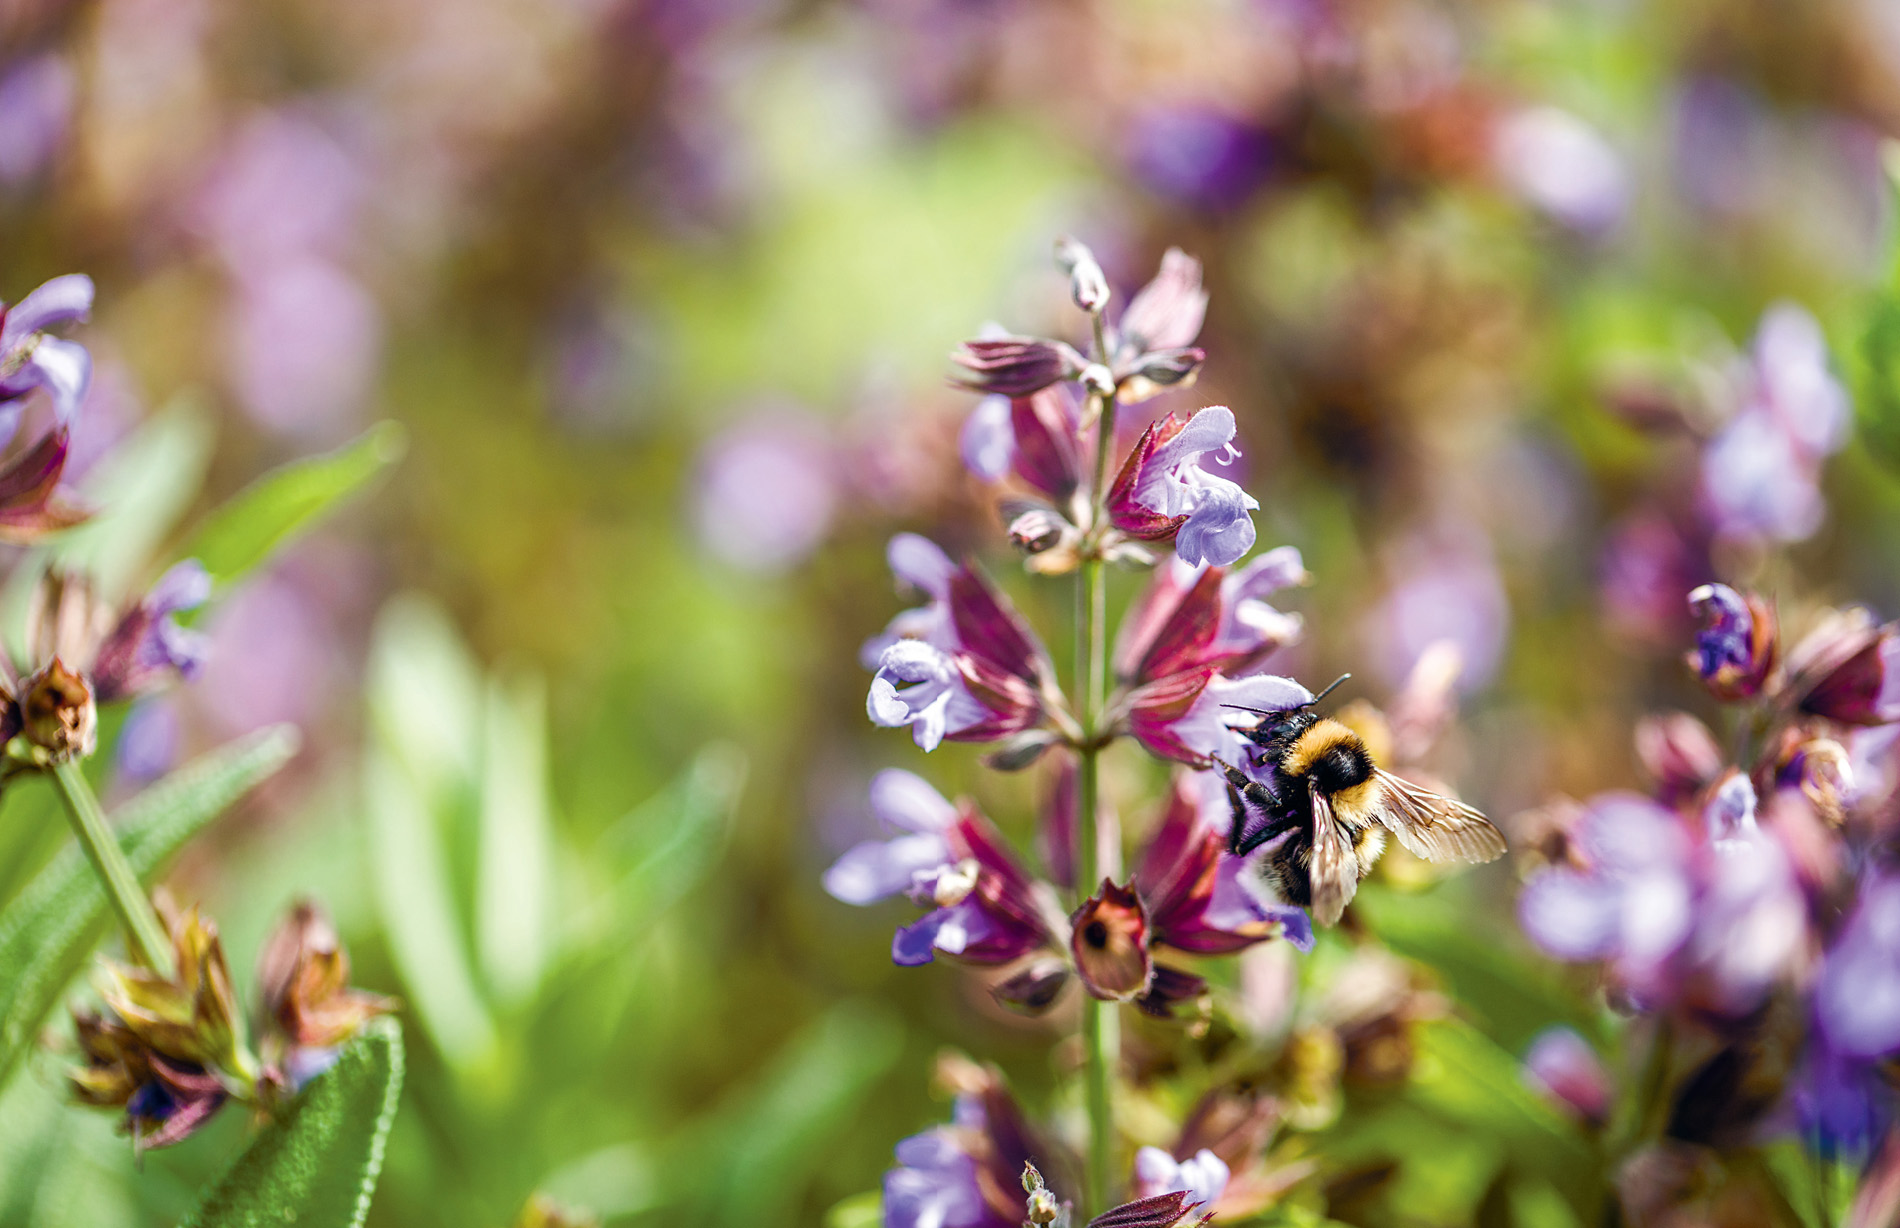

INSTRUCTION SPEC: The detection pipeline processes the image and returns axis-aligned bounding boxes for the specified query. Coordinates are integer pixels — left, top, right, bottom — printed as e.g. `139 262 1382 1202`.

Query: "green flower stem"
51 758 176 979
1076 311 1122 1215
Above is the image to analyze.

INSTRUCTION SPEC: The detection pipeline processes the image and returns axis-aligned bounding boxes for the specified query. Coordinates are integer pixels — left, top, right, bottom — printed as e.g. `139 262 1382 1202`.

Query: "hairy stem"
52 758 175 978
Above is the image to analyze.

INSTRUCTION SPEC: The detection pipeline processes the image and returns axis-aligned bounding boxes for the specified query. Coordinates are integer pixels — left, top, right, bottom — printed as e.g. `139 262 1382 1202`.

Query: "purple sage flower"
1698 303 1849 544
1132 1146 1229 1210
1686 583 1776 701
692 409 838 574
0 55 75 188
1134 772 1314 955
1107 407 1258 567
1492 106 1629 236
1522 1027 1611 1125
0 274 93 424
883 1067 1053 1228
823 769 1056 968
1124 105 1272 214
91 561 212 703
864 534 1054 751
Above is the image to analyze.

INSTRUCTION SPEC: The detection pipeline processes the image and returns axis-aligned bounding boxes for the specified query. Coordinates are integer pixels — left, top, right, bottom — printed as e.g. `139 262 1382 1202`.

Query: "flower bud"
1781 737 1853 826
1070 879 1152 1000
1792 614 1900 727
256 900 396 1051
22 656 95 759
1008 506 1070 555
1686 584 1776 701
1116 347 1207 405
1701 771 1758 851
1634 712 1723 806
950 337 1087 398
991 957 1071 1015
1054 236 1110 314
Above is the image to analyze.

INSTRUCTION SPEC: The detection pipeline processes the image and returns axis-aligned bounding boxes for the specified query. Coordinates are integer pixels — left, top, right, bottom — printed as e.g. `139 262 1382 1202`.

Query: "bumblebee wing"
1307 782 1358 926
1371 768 1506 864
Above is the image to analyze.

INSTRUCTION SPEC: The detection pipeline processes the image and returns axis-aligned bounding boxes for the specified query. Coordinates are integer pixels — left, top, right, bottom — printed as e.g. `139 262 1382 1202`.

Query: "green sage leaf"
182 421 406 591
179 1017 404 1228
0 724 300 1090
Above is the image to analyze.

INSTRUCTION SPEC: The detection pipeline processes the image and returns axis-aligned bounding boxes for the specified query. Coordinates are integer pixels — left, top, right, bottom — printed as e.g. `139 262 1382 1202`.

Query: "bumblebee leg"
1210 755 1277 810
1212 756 1295 857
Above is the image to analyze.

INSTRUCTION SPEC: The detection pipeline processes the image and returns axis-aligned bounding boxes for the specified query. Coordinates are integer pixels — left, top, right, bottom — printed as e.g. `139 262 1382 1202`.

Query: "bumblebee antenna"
1303 673 1352 707
1220 673 1353 717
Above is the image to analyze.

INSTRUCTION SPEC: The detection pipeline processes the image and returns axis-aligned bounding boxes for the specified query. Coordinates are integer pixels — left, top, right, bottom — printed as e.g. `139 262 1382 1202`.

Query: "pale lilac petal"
15 335 91 421
823 833 952 905
885 1131 987 1228
1701 410 1824 542
1211 673 1314 714
1228 546 1308 600
888 532 957 597
693 411 837 574
1493 107 1628 235
1754 302 1848 456
149 559 212 615
960 395 1014 482
1174 479 1258 567
870 768 958 833
1144 407 1239 497
1518 869 1624 961
1208 854 1314 952
1133 1147 1228 1209
4 273 92 339
1689 834 1802 1010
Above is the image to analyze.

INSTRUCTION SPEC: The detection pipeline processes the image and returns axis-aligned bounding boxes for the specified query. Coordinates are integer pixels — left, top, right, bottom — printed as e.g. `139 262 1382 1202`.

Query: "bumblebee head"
1222 673 1351 723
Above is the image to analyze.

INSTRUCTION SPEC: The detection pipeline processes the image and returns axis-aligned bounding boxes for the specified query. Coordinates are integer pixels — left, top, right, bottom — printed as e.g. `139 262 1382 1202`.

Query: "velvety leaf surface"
179 1016 404 1228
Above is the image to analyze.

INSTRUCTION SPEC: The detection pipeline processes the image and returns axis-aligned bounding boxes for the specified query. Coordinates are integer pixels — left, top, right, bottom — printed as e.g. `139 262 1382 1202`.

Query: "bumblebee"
1213 676 1506 925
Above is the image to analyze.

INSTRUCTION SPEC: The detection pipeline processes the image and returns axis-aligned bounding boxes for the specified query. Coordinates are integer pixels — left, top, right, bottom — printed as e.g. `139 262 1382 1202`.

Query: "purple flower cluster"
1518 578 1900 1152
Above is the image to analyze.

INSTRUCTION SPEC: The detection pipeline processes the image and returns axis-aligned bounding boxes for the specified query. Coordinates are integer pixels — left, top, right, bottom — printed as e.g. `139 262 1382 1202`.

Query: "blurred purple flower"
195 111 366 270
196 570 341 738
1816 873 1900 1060
1132 1146 1228 1210
1107 407 1258 567
959 395 1013 482
1790 613 1900 727
1599 512 1702 641
1673 77 1764 217
1363 528 1508 694
1519 791 1805 1014
115 698 181 786
883 1067 1050 1228
1522 1027 1610 1125
865 534 1053 751
1686 583 1776 701
1125 105 1272 213
0 55 75 187
1794 1035 1891 1156
1699 303 1849 543
1492 106 1629 235
225 259 381 438
92 560 211 702
1517 793 1693 999
693 409 838 574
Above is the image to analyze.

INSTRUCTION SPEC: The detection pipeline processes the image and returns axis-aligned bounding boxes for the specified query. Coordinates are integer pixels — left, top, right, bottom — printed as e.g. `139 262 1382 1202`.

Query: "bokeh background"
7 0 1900 1223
